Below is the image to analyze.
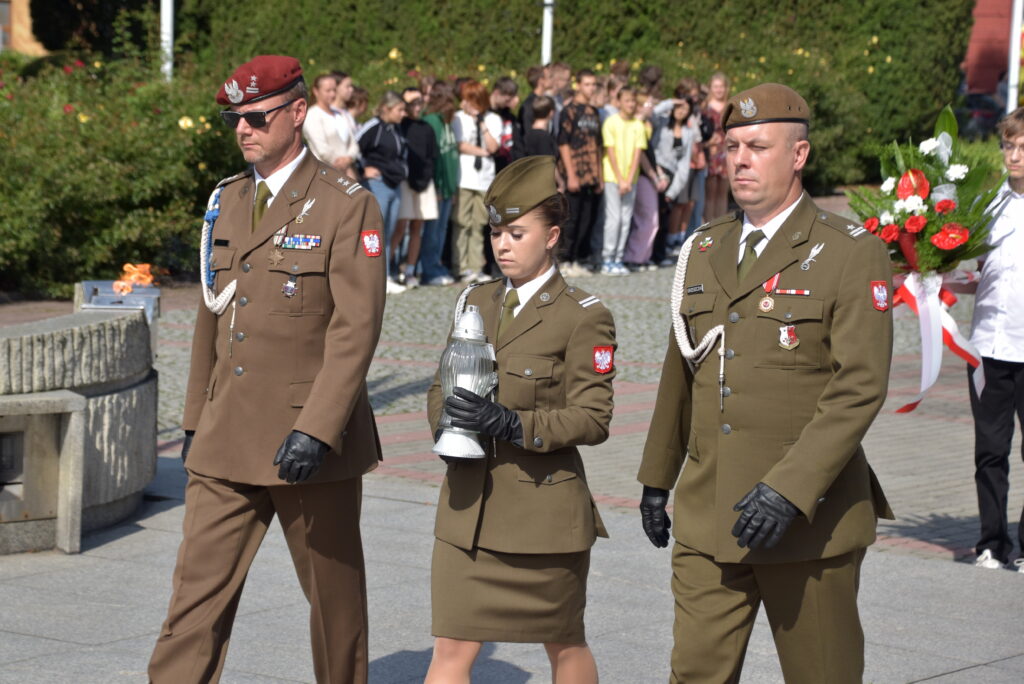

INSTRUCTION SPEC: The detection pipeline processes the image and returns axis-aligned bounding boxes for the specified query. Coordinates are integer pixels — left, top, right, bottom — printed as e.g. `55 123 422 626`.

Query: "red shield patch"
871 280 889 311
361 230 382 257
593 346 614 374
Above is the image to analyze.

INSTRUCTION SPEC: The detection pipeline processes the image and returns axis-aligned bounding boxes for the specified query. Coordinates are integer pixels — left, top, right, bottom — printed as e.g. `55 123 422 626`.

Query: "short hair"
285 79 309 103
609 59 631 79
460 79 490 113
401 86 423 100
617 85 637 101
550 61 571 76
494 76 518 96
787 122 810 145
575 68 596 83
532 95 554 120
998 106 1024 140
526 65 546 89
375 90 404 118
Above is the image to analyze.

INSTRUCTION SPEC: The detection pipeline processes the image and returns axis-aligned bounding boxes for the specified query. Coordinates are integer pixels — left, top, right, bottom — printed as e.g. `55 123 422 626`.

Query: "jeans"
367 177 401 276
418 195 454 281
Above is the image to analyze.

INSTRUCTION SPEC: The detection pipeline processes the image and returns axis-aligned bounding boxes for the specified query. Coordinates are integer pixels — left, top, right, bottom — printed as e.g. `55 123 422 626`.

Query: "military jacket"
638 193 894 564
182 151 386 486
427 271 615 555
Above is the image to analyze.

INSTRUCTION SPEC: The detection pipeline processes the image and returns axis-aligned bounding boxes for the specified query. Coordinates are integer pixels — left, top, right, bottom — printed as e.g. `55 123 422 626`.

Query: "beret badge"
739 97 757 118
224 79 244 104
488 204 502 226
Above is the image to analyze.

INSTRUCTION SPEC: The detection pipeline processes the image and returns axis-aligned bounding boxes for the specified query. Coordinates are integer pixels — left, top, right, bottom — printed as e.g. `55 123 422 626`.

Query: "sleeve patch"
593 346 614 373
361 230 382 257
871 281 889 311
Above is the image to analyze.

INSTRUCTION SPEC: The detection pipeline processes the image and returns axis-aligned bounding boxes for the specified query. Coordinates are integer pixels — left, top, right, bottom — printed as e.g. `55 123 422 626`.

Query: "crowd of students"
301 63 734 293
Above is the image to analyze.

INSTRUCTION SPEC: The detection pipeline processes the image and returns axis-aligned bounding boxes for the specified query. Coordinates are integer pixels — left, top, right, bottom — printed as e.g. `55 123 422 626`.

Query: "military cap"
485 156 558 226
217 55 304 106
722 83 810 131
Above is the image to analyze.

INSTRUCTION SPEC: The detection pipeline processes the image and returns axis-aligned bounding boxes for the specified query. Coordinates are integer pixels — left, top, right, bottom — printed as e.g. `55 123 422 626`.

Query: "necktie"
497 289 520 340
253 181 273 231
737 229 765 282
474 114 484 171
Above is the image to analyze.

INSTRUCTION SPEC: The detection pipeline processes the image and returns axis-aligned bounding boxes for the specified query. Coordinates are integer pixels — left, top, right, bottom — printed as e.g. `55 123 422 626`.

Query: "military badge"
871 280 889 311
246 74 260 95
282 276 298 298
778 325 799 350
268 248 285 267
294 198 315 224
361 229 382 257
698 236 714 252
739 97 757 118
488 204 502 226
686 284 704 295
846 224 867 238
801 242 825 271
593 346 614 374
281 234 321 250
224 79 244 104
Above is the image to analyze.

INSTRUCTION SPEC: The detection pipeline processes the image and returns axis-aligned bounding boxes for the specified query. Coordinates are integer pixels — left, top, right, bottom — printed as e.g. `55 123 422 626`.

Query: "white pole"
160 0 173 82
1009 0 1022 114
541 0 554 65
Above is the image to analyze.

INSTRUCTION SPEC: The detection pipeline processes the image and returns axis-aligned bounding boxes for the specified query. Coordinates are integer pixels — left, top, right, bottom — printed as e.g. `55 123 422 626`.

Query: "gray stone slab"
0 631 71 667
0 643 149 684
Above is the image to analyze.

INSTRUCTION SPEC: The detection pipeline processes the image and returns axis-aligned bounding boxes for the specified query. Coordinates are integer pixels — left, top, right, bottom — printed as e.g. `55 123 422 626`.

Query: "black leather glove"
273 430 330 483
640 486 672 548
445 387 523 446
731 482 800 550
181 430 195 464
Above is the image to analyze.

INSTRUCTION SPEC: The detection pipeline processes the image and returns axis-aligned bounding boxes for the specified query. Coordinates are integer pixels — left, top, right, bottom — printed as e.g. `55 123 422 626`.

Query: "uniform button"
239 296 248 307
722 386 732 397
725 348 735 359
291 264 300 272
818 497 826 503
568 287 576 293
784 312 793 320
534 436 544 448
242 263 251 273
524 368 533 377
545 474 553 483
688 305 695 313
235 332 245 342
728 312 740 323
721 424 732 434
234 366 244 376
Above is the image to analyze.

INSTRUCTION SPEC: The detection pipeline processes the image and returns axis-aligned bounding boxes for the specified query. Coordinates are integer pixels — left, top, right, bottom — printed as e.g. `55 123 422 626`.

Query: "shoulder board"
315 167 367 197
695 210 740 233
814 209 871 240
215 169 252 189
564 286 603 309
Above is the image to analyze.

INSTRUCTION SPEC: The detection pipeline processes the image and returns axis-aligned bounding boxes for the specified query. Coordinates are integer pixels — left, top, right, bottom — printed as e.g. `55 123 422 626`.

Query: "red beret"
216 55 304 106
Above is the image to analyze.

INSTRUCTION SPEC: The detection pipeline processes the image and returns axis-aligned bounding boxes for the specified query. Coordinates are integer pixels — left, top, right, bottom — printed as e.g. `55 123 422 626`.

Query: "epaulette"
695 210 741 233
315 167 366 197
815 209 871 240
564 285 603 309
215 169 252 189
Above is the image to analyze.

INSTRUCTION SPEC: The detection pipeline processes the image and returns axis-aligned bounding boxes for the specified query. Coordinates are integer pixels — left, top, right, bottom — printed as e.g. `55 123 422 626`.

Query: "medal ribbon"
762 273 781 294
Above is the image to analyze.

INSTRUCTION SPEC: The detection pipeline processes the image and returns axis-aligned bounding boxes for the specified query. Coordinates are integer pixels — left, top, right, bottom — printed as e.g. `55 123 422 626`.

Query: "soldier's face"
233 92 306 168
490 210 560 287
725 123 809 219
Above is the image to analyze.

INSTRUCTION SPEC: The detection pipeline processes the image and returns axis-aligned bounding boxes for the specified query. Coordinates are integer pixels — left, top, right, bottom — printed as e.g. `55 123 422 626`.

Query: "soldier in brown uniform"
424 156 615 684
148 56 386 683
637 84 894 683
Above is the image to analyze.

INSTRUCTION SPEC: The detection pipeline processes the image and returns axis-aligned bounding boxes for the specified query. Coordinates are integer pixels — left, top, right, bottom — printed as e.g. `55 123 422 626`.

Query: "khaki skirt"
431 539 590 644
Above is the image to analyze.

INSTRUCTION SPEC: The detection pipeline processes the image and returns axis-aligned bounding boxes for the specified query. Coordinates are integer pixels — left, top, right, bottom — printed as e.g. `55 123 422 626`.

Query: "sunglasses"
220 98 299 129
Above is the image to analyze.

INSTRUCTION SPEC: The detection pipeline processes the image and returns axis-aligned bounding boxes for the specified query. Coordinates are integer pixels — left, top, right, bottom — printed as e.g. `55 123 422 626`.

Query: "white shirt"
253 148 307 208
970 182 1024 362
737 195 803 263
504 264 557 317
452 110 503 192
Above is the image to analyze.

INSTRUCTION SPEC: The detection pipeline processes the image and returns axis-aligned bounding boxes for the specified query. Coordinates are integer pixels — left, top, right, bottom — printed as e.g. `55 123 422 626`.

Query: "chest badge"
593 346 614 374
361 230 382 257
801 242 825 271
698 236 714 252
282 275 298 298
778 325 800 350
871 280 889 311
268 249 285 267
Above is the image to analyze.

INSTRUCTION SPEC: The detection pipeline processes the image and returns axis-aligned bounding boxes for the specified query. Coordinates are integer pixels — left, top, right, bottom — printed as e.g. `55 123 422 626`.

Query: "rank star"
268 249 285 267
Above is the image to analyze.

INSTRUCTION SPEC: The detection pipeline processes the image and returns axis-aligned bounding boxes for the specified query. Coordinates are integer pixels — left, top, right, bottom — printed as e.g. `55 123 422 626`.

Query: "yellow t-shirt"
602 113 648 184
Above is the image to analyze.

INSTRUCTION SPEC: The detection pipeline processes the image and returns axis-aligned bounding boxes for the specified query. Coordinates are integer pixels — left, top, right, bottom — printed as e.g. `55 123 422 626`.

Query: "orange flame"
112 263 154 295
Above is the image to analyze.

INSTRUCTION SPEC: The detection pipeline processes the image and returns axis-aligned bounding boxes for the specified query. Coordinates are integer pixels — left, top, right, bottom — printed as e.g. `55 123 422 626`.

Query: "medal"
282 275 298 298
758 273 781 313
778 325 800 350
268 248 285 267
759 295 775 313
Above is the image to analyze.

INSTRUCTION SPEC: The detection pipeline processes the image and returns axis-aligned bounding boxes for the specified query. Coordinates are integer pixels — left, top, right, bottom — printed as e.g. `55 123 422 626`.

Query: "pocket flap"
288 380 314 408
270 251 327 275
505 355 555 379
210 247 236 272
517 469 578 485
757 297 823 323
682 292 717 316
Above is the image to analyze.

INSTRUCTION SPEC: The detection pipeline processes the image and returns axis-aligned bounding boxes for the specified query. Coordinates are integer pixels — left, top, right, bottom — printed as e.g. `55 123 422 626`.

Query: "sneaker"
600 262 615 276
975 549 1005 569
405 275 419 289
424 274 455 286
614 262 630 276
1014 559 1024 573
385 279 407 295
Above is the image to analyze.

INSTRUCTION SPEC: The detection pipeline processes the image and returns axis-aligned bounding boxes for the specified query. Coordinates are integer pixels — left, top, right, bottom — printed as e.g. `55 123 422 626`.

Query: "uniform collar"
739 193 803 258
253 147 308 205
505 263 558 313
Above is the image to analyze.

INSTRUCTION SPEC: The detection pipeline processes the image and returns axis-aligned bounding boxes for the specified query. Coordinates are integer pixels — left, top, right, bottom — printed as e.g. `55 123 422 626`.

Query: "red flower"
879 223 900 243
63 65 74 74
935 199 957 214
864 217 880 233
63 104 74 114
5 94 13 101
74 59 86 68
930 223 969 250
896 168 930 200
904 215 927 233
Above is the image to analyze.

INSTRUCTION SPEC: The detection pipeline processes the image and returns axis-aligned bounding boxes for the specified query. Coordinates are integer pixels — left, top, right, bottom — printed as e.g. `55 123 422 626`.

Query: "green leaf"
933 104 958 140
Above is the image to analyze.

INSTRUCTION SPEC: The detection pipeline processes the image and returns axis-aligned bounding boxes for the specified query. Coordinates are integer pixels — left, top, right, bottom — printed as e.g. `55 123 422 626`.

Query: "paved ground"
2 250 1023 682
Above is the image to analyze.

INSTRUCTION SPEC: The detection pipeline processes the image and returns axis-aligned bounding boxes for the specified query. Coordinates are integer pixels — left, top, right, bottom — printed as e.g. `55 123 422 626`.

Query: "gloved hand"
445 387 523 446
640 486 672 548
273 430 330 483
181 430 195 464
731 482 800 550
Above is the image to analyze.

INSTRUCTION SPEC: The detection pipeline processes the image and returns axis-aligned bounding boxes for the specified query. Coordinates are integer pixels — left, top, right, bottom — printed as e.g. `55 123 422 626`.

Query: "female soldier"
425 155 616 684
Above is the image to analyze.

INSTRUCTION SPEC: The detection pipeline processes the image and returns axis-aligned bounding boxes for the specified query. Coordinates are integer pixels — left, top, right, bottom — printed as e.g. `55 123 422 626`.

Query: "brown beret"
722 83 810 131
485 156 558 226
216 55 304 106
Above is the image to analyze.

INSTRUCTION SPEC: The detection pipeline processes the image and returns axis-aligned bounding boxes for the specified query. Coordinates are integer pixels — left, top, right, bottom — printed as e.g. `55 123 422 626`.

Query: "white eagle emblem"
361 230 382 257
593 346 614 374
488 204 501 226
871 281 888 311
225 79 244 104
739 97 757 118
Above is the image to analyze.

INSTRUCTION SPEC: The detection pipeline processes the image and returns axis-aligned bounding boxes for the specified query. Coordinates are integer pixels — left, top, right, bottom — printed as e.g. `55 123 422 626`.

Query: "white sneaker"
1014 559 1024 574
424 274 455 286
385 279 407 295
975 549 1005 569
600 262 615 276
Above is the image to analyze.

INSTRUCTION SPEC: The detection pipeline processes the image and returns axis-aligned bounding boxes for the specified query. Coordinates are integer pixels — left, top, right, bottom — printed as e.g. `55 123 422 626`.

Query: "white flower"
945 164 969 181
918 138 940 155
880 210 894 225
894 195 926 214
880 177 896 194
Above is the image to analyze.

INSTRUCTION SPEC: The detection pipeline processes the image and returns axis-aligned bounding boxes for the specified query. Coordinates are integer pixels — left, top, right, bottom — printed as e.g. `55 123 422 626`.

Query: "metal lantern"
433 305 497 459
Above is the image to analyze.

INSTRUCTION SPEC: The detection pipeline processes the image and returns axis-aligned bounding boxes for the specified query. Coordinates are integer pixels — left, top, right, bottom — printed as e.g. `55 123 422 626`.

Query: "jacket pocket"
288 380 315 407
268 251 327 316
206 376 217 402
517 467 578 486
755 298 824 369
686 433 700 463
681 291 717 344
499 355 555 410
210 247 236 289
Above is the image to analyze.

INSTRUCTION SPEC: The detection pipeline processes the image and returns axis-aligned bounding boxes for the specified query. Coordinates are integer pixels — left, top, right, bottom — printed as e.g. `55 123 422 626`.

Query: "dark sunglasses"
219 98 299 129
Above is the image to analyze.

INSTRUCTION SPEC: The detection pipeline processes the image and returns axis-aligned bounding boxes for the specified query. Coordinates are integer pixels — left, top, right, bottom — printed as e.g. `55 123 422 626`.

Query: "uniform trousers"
670 543 865 684
149 470 367 684
969 357 1024 563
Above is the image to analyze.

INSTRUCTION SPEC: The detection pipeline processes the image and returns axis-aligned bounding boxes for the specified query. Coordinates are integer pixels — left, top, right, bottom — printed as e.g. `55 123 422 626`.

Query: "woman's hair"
460 79 490 114
375 90 404 118
426 81 457 123
669 98 693 127
310 73 335 104
530 193 569 232
707 71 730 96
346 86 368 110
